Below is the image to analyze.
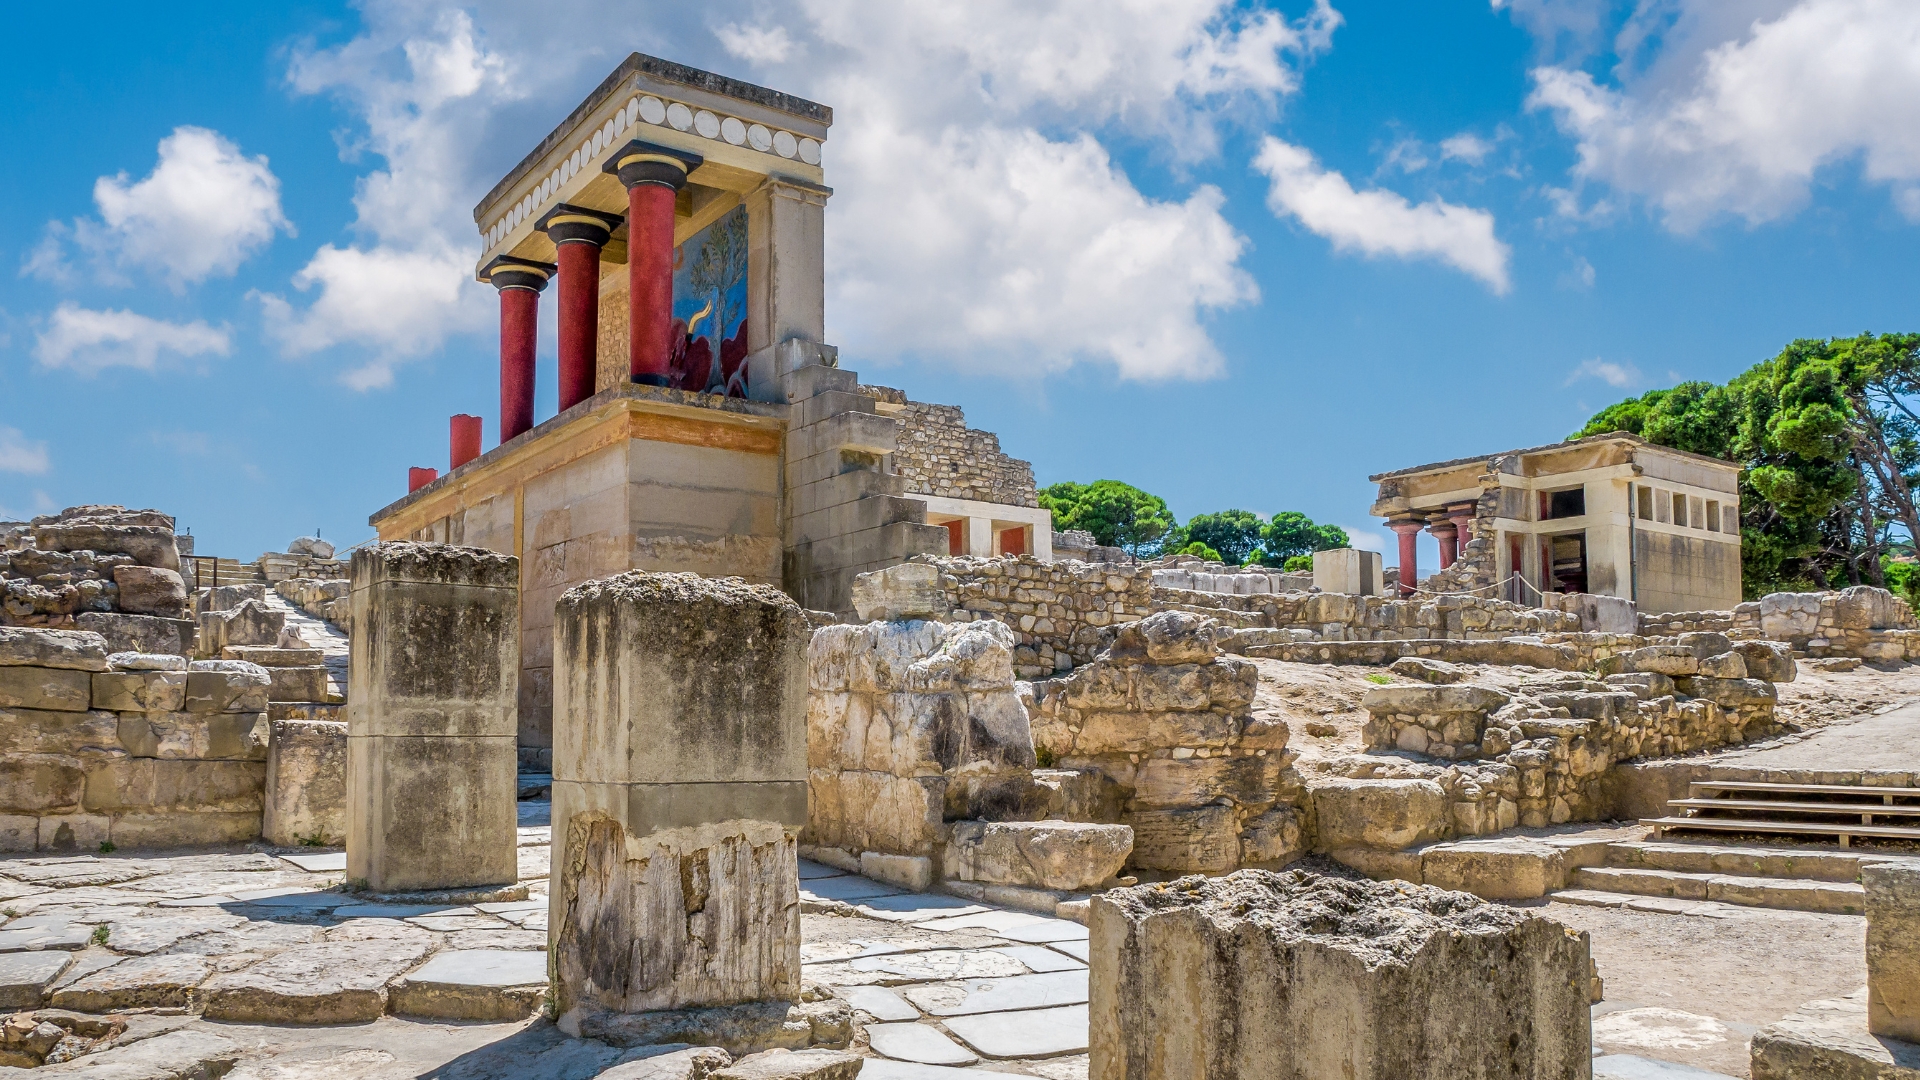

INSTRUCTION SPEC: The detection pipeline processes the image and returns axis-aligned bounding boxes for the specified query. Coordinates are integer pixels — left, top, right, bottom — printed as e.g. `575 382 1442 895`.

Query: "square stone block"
347 733 517 891
1865 863 1920 1042
264 719 346 848
93 671 188 713
0 708 120 757
1089 869 1591 1080
265 666 329 704
0 666 91 712
349 543 518 739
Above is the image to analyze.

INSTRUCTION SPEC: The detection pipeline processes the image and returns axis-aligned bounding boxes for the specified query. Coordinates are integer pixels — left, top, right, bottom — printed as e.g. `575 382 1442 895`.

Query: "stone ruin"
1 505 194 655
1089 870 1593 1080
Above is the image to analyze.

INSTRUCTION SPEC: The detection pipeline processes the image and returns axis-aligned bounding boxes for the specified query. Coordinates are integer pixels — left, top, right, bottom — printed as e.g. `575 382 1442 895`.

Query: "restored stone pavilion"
1371 431 1743 615
366 54 1046 756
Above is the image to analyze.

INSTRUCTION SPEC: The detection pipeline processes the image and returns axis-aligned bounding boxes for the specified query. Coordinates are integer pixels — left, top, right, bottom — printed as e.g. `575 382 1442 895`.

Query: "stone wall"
1 506 194 656
863 386 1037 508
1637 585 1920 661
276 577 351 634
0 626 283 850
1026 612 1301 876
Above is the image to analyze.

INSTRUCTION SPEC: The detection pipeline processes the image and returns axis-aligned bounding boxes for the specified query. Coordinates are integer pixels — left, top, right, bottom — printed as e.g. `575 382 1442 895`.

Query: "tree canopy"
1180 510 1265 565
1572 332 1920 599
1259 511 1350 565
1037 480 1177 554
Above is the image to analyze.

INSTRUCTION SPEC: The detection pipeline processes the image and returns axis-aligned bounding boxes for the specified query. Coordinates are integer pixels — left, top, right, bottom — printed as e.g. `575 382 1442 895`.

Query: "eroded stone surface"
198 937 430 1023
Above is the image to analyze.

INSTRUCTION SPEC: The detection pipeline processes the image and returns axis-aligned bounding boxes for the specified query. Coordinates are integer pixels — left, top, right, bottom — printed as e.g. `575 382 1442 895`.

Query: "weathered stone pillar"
550 571 812 1043
1430 519 1459 570
605 141 702 386
1388 519 1424 597
481 256 554 443
1865 862 1920 1041
346 542 519 892
537 204 623 411
1090 870 1592 1080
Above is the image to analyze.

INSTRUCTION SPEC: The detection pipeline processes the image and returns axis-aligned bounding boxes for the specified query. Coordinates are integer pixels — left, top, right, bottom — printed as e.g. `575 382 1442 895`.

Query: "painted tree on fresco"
688 207 749 392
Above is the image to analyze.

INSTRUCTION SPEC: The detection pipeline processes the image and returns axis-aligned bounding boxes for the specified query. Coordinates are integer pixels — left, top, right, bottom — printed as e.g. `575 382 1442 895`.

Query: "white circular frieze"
592 130 603 155
798 137 821 165
721 116 746 145
602 119 615 145
621 98 636 130
693 109 720 139
666 102 693 131
640 96 666 125
747 123 773 152
772 130 797 158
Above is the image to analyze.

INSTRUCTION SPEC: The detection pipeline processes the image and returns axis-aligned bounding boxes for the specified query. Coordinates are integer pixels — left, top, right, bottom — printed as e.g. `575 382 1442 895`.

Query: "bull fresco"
668 204 749 396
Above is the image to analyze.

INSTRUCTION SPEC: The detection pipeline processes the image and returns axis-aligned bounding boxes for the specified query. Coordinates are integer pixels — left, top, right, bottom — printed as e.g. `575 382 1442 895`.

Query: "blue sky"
4 1 1917 571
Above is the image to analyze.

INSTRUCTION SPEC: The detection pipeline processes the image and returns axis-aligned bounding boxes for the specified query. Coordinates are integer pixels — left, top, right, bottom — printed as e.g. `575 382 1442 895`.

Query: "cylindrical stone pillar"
537 205 623 411
603 141 703 387
480 256 555 444
1449 508 1476 549
407 467 438 493
1389 520 1424 597
450 414 482 471
1431 521 1459 570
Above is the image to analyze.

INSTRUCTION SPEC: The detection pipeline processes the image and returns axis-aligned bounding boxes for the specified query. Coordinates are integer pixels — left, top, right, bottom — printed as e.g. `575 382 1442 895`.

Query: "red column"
1431 520 1459 570
450 414 482 470
1389 520 1424 597
481 256 554 444
604 141 702 386
408 467 438 493
1449 508 1476 550
537 205 623 411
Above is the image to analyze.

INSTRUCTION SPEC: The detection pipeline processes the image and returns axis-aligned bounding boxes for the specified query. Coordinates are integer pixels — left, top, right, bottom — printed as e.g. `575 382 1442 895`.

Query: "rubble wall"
862 388 1037 508
2 506 194 655
1639 585 1920 661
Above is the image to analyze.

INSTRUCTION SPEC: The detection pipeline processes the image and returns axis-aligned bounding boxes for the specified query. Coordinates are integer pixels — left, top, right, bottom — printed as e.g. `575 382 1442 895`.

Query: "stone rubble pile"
0 506 194 656
257 536 347 585
1641 584 1920 661
1027 611 1301 876
0 1010 125 1068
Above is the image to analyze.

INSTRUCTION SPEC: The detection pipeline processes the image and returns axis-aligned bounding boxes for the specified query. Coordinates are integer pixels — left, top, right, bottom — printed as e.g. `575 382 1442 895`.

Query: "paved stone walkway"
262 590 350 697
1711 698 1920 774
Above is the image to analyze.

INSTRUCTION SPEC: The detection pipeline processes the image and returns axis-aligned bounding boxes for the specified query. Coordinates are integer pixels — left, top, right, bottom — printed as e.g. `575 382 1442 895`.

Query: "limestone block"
852 562 947 621
1625 645 1698 676
1071 710 1235 755
1239 808 1303 866
1674 676 1777 709
552 571 810 1021
92 670 187 712
1362 684 1509 715
712 1049 863 1080
1419 838 1566 899
32 522 180 571
859 852 933 892
112 565 188 619
1696 651 1748 679
1865 863 1920 1042
1312 547 1384 596
1106 612 1222 665
116 712 268 760
1760 591 1823 639
1130 756 1276 810
1089 870 1592 1080
287 536 335 559
223 645 324 667
1387 657 1467 684
946 821 1133 890
347 542 519 893
263 719 346 847
1677 631 1734 658
1033 768 1127 823
183 662 270 713
197 600 284 657
0 627 108 671
0 707 118 757
263 666 328 704
200 936 432 1023
83 757 265 812
196 583 267 616
75 612 194 657
1734 640 1797 683
1123 805 1240 874
110 810 260 847
0 755 87 813
1312 779 1450 851
0 666 91 712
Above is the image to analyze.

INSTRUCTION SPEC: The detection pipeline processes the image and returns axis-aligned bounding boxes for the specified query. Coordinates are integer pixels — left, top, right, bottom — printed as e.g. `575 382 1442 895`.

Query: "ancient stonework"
862 387 1037 508
1090 870 1592 1080
2 507 192 643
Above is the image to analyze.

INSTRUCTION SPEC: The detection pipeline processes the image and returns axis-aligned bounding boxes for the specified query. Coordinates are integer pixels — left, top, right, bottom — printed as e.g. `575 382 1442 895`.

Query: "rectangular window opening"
1705 500 1721 532
1636 486 1654 519
1544 487 1586 520
1671 492 1688 528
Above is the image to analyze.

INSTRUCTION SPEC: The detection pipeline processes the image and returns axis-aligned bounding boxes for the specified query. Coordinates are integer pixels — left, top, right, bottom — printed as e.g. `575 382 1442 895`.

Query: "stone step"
1600 840 1868 882
1567 866 1864 914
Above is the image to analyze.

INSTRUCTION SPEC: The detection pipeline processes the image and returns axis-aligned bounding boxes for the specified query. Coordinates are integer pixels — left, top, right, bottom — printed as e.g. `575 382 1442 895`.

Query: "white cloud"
1439 132 1493 165
1565 357 1639 387
1526 0 1920 231
1254 137 1512 293
715 23 795 64
28 127 291 290
0 428 50 476
1340 525 1387 553
276 0 1336 385
33 303 231 374
1559 254 1596 289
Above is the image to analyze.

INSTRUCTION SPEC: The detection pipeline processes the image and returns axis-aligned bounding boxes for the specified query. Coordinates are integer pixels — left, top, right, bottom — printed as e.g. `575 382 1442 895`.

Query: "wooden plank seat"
1642 815 1920 847
1688 780 1920 801
1668 797 1920 819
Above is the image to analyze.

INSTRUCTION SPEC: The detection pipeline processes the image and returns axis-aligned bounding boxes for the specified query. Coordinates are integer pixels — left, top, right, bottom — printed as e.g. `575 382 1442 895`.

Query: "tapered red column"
604 140 703 387
480 256 554 444
1389 520 1425 597
450 414 482 470
1448 507 1476 552
1431 520 1459 570
536 204 623 411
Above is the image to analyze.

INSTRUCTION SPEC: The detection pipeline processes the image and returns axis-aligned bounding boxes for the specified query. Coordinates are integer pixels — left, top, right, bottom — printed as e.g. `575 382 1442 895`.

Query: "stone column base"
561 995 853 1059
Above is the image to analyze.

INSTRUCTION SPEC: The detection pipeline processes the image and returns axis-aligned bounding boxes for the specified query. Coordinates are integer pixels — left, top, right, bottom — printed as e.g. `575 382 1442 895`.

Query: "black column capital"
536 203 625 247
602 139 704 191
480 255 557 292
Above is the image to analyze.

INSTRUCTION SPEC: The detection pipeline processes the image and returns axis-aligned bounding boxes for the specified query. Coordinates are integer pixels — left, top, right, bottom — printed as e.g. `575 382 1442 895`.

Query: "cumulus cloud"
1525 0 1920 231
1340 525 1388 553
1565 357 1639 387
26 127 290 290
0 428 50 476
33 303 231 374
1439 132 1493 164
1254 137 1512 293
270 0 1336 385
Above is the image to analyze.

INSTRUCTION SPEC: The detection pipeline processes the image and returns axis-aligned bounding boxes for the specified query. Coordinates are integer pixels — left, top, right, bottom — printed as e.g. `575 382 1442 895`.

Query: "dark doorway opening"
1549 531 1588 594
